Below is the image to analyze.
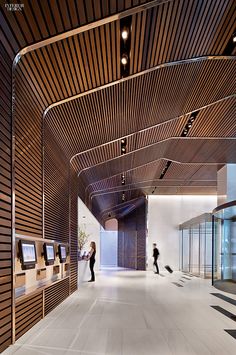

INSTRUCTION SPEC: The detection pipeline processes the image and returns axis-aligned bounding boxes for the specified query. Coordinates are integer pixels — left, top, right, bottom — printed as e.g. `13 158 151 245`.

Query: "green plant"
78 228 89 250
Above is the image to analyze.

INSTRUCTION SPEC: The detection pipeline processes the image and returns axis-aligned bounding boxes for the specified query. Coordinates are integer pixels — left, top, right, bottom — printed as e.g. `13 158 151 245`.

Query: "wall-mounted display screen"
18 240 37 270
43 243 55 266
58 245 67 263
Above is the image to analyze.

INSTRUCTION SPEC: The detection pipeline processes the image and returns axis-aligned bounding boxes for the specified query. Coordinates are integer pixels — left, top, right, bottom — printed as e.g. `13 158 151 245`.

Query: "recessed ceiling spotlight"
121 28 129 40
188 123 192 128
233 34 236 42
121 147 126 152
190 117 195 122
121 54 128 66
183 130 188 135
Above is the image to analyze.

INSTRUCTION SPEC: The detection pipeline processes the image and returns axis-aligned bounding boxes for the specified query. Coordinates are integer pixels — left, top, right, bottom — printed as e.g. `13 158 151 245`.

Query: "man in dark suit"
153 243 160 274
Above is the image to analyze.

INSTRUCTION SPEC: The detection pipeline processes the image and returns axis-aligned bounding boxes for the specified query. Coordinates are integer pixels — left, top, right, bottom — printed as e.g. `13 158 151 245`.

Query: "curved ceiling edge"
12 0 173 67
69 94 236 167
85 158 221 198
43 55 236 123
90 182 217 199
78 136 236 179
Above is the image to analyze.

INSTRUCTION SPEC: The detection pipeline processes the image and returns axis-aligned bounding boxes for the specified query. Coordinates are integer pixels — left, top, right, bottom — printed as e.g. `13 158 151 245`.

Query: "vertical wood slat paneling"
44 278 70 316
0 41 12 353
44 124 69 242
15 292 43 341
118 201 146 270
69 169 78 293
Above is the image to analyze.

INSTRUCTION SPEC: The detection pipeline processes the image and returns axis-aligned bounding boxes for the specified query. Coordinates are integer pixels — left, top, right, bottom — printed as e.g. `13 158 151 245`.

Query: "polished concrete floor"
4 269 236 355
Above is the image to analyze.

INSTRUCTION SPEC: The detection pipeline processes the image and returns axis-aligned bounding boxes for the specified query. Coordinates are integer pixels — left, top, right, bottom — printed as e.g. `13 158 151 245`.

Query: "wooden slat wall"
15 292 43 341
69 169 78 293
44 278 70 316
0 39 12 352
14 64 44 238
118 201 146 270
44 124 69 243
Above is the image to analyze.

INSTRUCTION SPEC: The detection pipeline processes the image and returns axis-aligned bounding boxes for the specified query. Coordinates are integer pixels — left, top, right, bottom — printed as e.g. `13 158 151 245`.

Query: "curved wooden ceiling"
1 0 236 223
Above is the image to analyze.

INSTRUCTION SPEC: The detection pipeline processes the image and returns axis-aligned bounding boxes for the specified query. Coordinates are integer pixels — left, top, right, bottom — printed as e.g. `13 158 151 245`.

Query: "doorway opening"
100 227 118 269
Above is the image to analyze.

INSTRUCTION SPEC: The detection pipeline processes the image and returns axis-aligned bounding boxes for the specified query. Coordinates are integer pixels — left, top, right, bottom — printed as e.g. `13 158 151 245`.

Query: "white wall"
78 198 100 271
147 195 217 271
217 164 236 205
100 228 118 267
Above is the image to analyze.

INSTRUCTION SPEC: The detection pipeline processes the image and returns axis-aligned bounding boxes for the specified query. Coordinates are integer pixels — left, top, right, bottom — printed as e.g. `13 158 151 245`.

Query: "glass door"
182 228 190 272
190 226 200 276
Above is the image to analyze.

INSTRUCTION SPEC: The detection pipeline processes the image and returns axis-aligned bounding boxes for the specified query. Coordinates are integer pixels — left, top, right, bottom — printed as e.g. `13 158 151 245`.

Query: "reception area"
0 0 236 353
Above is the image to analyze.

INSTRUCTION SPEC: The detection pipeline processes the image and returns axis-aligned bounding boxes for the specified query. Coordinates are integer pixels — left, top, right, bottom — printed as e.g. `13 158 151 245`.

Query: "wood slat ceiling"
1 0 236 222
46 59 236 160
87 161 220 196
80 138 236 183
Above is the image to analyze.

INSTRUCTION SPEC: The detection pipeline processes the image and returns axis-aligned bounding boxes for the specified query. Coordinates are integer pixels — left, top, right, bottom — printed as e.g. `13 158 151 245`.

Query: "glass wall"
179 213 212 278
212 201 236 294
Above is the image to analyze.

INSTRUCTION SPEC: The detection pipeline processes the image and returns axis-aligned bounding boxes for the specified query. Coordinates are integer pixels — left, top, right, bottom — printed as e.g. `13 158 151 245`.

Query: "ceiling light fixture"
233 34 236 42
121 54 128 66
121 28 129 40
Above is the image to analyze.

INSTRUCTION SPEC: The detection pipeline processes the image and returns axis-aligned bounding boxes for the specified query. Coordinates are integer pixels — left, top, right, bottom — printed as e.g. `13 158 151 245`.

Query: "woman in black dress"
87 241 96 282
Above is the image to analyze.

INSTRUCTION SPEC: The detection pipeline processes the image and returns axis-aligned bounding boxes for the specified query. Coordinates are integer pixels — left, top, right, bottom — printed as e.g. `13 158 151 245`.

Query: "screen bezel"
43 243 55 265
19 240 37 268
58 244 67 263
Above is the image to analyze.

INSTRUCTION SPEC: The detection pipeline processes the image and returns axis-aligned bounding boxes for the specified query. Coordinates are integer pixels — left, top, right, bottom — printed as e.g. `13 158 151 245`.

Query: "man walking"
153 243 160 274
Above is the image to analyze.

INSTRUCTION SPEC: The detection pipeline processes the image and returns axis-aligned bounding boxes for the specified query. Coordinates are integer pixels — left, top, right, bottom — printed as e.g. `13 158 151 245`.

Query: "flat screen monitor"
58 245 67 263
19 240 37 270
43 243 55 266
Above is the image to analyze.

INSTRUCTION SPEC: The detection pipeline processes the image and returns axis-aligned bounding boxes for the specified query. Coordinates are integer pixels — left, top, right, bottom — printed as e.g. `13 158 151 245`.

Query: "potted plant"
78 228 89 257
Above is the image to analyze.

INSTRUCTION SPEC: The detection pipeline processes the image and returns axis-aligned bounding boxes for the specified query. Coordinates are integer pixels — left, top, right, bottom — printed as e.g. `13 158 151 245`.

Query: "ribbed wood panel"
1 0 151 49
143 186 217 195
118 201 146 270
15 292 43 341
130 0 236 72
44 125 69 242
0 41 12 352
70 169 78 293
44 278 70 316
14 64 44 238
80 138 236 185
47 59 236 160
88 161 219 197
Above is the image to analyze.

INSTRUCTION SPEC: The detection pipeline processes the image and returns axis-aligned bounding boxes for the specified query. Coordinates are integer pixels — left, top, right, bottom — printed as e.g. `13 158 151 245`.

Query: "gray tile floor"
3 269 236 354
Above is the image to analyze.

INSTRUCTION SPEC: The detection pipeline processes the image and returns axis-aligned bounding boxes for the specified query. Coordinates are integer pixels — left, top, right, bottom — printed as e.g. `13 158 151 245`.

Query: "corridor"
3 269 236 355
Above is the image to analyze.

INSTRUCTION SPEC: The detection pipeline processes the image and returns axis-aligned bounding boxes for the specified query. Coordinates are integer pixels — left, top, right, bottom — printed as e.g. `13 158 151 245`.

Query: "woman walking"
87 241 96 282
